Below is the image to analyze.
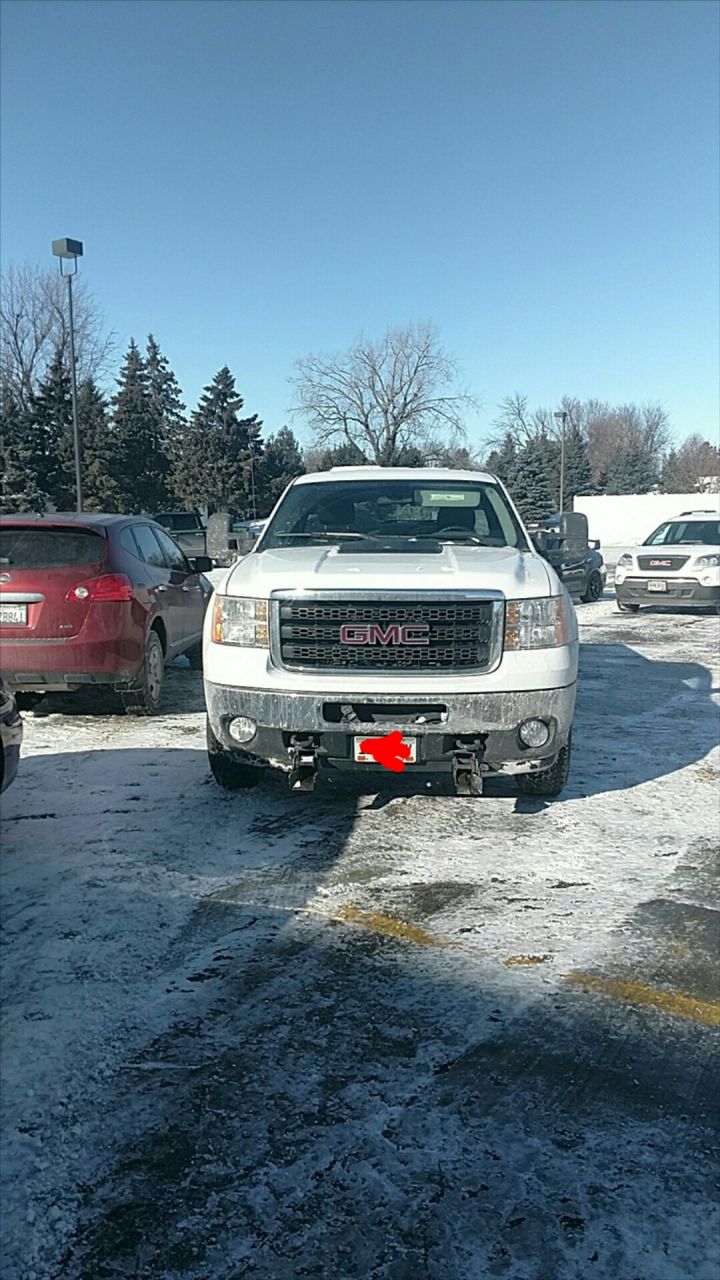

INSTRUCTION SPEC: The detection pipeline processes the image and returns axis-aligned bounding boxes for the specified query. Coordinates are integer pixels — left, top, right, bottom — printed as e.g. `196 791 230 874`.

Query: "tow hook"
452 739 486 797
289 736 319 792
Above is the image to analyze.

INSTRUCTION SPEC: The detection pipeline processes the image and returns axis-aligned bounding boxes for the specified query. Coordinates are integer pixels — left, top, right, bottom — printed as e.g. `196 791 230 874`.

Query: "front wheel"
581 571 604 603
617 601 640 613
516 736 571 798
207 719 262 790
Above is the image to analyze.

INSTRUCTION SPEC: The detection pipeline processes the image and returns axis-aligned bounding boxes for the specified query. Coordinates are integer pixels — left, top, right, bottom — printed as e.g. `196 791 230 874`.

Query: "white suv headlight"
617 553 633 568
212 597 269 646
504 595 574 650
694 553 720 568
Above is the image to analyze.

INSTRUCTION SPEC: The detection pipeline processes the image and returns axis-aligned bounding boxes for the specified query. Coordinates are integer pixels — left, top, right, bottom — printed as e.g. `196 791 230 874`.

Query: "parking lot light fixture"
553 410 568 514
51 238 84 512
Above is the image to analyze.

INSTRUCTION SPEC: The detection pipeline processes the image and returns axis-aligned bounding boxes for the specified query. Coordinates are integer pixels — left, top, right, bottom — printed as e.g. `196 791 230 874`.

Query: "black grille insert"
277 598 497 671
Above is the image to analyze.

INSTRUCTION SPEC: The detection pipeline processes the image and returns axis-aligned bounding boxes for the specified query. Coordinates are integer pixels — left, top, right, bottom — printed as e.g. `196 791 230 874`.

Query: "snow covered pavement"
1 597 719 1280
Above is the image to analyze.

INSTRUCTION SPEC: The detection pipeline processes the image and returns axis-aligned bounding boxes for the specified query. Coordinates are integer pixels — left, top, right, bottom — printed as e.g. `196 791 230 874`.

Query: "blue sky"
1 0 718 449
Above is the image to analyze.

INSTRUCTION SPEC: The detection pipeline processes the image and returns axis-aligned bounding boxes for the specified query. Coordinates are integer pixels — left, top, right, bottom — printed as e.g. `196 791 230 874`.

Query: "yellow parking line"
332 905 449 948
312 905 720 1028
565 972 720 1027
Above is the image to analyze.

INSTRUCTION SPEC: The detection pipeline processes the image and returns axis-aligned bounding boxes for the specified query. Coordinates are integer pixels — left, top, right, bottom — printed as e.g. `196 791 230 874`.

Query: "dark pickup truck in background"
529 511 607 603
153 511 208 559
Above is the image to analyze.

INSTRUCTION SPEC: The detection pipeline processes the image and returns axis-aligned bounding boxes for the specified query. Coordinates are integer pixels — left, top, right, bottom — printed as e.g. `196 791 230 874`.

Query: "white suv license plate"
0 603 27 624
647 580 668 592
354 736 417 764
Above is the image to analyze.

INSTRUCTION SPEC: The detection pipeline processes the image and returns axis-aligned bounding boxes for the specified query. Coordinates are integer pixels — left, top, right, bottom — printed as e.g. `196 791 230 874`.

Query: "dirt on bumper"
204 681 576 770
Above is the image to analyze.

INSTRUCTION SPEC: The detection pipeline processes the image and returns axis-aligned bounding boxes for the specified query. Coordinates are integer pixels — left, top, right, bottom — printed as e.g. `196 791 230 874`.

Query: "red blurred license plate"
353 736 417 763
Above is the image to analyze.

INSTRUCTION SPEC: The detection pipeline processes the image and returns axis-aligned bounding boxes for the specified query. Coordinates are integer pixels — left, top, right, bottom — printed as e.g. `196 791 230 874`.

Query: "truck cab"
203 468 579 796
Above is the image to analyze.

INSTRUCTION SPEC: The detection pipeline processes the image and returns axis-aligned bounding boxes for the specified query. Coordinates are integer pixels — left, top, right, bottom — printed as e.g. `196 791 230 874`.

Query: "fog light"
518 718 550 748
228 716 257 744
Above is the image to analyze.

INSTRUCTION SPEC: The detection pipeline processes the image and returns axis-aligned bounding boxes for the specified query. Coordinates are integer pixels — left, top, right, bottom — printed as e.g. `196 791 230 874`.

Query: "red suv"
0 514 213 713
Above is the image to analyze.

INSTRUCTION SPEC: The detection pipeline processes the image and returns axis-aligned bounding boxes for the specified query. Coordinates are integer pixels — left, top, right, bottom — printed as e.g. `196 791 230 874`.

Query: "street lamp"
52 237 84 511
553 410 568 514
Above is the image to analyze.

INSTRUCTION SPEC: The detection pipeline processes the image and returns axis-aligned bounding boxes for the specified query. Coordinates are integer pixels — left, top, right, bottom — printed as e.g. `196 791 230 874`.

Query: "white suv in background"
615 510 720 612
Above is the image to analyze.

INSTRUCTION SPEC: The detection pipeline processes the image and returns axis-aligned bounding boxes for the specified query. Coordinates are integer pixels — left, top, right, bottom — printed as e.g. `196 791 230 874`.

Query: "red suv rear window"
0 526 105 570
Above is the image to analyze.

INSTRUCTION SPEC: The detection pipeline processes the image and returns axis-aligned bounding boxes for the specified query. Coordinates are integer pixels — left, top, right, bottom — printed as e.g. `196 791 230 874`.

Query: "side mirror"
189 555 213 574
559 512 588 559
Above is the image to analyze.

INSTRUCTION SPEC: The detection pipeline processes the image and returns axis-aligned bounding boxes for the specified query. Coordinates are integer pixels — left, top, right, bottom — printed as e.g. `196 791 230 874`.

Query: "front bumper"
616 577 720 606
205 682 576 774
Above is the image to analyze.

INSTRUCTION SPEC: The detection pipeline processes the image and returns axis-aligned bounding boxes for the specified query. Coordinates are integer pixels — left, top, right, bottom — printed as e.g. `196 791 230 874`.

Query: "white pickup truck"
203 467 579 797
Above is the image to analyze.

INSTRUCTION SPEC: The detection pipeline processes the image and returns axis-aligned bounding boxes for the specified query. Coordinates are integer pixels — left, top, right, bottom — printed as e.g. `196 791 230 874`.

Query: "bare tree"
663 434 720 492
1 263 116 409
290 323 476 465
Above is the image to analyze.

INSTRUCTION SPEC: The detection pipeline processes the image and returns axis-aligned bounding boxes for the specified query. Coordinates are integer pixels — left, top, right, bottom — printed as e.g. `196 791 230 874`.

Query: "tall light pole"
52 238 84 511
553 410 568 514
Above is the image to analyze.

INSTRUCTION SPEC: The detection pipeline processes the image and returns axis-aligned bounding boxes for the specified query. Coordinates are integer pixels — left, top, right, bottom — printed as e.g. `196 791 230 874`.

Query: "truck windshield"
259 479 528 551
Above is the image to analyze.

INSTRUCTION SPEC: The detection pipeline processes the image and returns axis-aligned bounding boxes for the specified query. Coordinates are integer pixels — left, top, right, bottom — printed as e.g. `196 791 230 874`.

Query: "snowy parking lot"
2 595 719 1280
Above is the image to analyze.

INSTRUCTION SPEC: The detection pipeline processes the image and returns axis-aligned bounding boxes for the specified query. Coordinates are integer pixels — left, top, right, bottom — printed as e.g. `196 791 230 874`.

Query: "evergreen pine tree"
0 384 46 513
304 441 369 471
394 445 427 467
254 426 305 514
28 349 75 508
145 335 187 489
604 445 657 494
73 379 125 511
485 432 519 490
661 448 679 492
174 366 263 514
561 422 593 507
510 436 556 522
111 340 169 513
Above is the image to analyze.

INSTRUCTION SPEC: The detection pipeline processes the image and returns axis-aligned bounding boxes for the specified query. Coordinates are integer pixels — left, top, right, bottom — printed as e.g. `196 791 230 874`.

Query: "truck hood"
224 544 556 599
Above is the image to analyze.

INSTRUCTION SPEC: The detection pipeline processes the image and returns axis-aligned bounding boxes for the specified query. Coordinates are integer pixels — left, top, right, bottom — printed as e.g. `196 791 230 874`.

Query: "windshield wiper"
416 531 492 546
274 531 382 543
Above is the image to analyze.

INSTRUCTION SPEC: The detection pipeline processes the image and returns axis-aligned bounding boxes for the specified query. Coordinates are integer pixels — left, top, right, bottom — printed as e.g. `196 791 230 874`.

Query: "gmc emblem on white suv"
650 559 672 567
340 623 431 646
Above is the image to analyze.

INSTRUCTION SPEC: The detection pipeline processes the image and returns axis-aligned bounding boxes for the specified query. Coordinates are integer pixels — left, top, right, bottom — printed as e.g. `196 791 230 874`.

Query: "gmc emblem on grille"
649 559 671 567
340 623 431 646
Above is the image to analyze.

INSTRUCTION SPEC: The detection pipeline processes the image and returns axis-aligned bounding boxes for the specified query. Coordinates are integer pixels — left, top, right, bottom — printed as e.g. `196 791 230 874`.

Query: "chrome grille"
273 595 500 672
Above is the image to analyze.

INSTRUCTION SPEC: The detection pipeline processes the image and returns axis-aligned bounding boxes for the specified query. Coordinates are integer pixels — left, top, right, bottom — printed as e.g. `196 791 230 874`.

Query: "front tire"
121 630 165 715
516 735 571 798
617 600 640 613
207 719 262 790
581 571 604 603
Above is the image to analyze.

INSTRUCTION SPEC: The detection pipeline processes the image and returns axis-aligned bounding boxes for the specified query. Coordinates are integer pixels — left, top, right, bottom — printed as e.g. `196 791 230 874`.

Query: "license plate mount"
353 735 418 764
647 580 668 593
0 603 28 625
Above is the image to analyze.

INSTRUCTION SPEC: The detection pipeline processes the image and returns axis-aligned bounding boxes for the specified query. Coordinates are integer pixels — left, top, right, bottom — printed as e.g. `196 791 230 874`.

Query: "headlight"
694 553 720 568
617 554 633 568
212 596 269 646
504 595 573 650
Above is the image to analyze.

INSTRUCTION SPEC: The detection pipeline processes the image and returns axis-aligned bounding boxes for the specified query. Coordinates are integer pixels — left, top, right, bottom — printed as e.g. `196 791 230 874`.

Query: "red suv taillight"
65 574 134 603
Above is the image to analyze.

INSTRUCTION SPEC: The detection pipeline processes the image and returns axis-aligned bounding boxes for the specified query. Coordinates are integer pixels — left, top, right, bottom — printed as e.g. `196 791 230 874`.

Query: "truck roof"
294 466 497 485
